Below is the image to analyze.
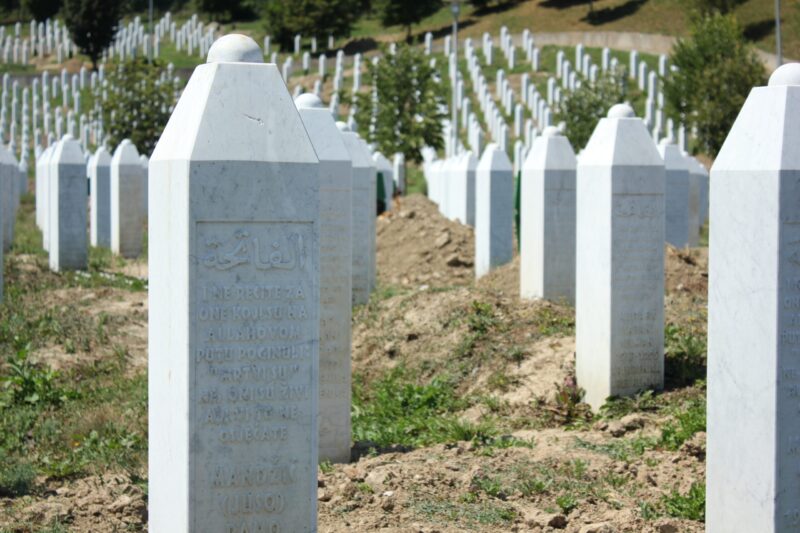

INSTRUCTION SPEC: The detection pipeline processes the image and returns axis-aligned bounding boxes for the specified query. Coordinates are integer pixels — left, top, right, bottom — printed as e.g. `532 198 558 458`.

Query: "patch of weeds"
0 449 36 496
639 500 660 520
453 301 499 359
534 306 575 337
574 436 655 462
352 366 476 448
659 399 706 450
665 323 706 388
467 301 497 333
599 390 659 419
540 375 592 426
0 345 67 408
517 477 550 496
556 493 578 514
356 482 373 494
88 246 113 271
319 460 334 474
67 270 147 292
413 498 516 527
503 346 526 365
472 475 506 499
662 482 705 521
487 370 517 392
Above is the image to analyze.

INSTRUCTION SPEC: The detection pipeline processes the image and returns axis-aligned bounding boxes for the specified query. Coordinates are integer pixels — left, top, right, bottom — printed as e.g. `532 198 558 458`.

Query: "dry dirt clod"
654 520 680 533
579 523 615 533
607 414 645 437
680 431 707 460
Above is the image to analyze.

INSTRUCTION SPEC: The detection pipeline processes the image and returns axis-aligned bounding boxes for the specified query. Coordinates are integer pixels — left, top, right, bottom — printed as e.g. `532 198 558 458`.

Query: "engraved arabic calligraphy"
202 229 306 272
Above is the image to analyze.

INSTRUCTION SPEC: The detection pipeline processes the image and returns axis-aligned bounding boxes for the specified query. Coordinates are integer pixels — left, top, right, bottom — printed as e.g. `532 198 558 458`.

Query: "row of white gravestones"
35 136 147 268
149 35 377 531
295 93 353 463
707 63 800 532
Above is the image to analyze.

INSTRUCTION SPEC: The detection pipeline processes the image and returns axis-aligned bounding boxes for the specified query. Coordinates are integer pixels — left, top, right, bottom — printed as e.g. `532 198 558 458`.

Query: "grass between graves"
345 0 795 59
0 193 147 498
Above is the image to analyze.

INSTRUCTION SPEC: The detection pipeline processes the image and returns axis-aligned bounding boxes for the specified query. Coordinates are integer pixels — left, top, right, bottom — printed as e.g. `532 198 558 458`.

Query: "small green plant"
659 399 706 450
352 367 475 448
0 346 63 407
665 324 707 388
556 493 579 514
0 451 36 497
474 475 506 499
600 390 659 419
319 460 334 474
544 375 591 425
535 306 576 337
639 500 660 520
662 482 705 520
468 301 497 333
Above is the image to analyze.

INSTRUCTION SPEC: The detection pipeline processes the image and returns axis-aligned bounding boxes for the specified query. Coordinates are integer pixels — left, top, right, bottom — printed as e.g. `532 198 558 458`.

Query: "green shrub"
663 13 766 156
555 70 628 151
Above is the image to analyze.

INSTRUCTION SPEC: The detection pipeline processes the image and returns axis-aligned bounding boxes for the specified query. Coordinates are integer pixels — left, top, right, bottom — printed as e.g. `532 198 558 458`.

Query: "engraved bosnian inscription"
611 194 663 393
194 222 315 533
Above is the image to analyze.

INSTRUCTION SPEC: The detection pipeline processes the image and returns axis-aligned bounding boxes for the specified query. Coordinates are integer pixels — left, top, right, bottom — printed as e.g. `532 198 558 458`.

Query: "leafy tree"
22 0 60 20
663 13 765 156
196 0 254 21
353 44 445 164
373 0 442 41
682 0 738 16
63 0 120 70
469 0 518 12
554 70 628 151
263 0 361 50
101 58 175 155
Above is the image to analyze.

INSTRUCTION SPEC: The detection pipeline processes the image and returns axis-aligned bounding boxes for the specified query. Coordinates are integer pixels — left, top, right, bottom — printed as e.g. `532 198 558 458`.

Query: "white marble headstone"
520 126 576 303
148 35 321 532
576 104 665 410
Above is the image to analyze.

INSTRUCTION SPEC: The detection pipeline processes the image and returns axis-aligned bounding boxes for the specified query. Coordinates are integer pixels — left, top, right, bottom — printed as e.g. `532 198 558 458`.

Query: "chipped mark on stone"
243 113 264 126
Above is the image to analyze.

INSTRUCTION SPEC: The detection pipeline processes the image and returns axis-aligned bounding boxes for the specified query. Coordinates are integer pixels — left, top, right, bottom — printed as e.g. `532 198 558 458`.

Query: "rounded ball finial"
207 34 263 64
543 126 560 138
295 93 324 109
769 63 800 87
335 121 350 132
608 102 635 119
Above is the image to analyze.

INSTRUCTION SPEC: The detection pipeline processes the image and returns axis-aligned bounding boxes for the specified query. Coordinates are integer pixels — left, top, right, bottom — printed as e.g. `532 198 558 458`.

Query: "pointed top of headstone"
769 62 800 87
607 102 635 119
657 140 687 171
112 138 140 165
92 145 111 166
525 126 576 171
297 102 350 163
335 121 350 132
714 69 800 171
52 134 83 164
455 150 477 170
207 34 262 64
477 143 512 172
581 104 661 167
543 125 560 138
295 93 323 109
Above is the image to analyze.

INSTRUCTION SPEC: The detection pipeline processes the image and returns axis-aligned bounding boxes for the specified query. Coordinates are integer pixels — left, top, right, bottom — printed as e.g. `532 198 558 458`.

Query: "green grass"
662 482 705 520
0 193 149 494
352 365 496 448
413 497 517 528
659 398 706 450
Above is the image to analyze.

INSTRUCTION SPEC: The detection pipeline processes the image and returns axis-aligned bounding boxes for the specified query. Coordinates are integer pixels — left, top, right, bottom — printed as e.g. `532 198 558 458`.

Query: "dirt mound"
377 194 475 288
1 473 146 532
319 430 704 533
